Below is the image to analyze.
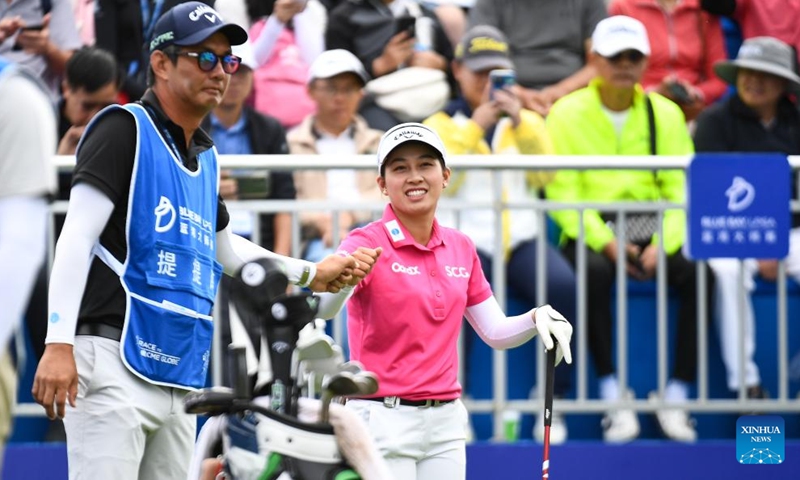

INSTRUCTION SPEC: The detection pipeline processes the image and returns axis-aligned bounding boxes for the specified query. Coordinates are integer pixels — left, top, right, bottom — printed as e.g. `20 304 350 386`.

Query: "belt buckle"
383 396 398 409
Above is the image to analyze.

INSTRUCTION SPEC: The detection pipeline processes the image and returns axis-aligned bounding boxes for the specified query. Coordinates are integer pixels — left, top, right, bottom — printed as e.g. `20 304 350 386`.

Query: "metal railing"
17 154 800 441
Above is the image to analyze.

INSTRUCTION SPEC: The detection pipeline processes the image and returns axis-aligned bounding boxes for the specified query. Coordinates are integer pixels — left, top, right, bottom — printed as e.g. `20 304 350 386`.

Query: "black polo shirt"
72 89 230 330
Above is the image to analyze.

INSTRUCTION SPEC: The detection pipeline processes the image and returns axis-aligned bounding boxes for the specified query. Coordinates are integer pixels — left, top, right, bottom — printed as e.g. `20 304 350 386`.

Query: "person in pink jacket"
609 0 728 121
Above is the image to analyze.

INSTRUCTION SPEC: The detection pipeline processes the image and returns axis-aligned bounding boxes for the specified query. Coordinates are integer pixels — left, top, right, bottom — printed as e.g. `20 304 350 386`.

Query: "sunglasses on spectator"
606 50 646 64
175 50 242 74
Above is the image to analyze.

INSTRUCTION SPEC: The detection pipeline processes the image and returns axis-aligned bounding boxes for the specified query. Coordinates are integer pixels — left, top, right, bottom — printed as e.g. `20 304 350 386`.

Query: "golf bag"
185 258 378 480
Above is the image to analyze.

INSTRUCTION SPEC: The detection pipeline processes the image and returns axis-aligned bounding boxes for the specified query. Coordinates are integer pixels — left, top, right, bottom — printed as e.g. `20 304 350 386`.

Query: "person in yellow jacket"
424 25 577 445
545 16 713 444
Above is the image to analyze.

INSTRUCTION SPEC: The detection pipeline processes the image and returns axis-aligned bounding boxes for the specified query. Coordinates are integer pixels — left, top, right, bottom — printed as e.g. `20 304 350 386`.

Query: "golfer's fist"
532 305 573 366
311 254 357 293
345 247 382 286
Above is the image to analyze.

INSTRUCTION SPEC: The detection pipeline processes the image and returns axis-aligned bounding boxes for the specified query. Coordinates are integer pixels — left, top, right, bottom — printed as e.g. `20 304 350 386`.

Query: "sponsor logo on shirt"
384 220 405 242
445 266 470 278
392 262 420 275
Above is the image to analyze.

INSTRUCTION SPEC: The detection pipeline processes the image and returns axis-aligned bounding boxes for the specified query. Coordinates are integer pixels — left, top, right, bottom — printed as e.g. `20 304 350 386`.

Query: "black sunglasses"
607 50 645 64
175 50 242 74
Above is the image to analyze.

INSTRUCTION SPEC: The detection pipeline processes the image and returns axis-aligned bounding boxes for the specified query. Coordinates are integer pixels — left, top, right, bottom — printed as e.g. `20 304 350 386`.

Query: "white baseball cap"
308 49 370 85
232 41 257 71
377 123 447 173
591 15 651 58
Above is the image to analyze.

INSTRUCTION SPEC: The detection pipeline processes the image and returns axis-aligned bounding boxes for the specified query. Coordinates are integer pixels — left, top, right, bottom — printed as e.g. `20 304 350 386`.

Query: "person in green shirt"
545 15 713 444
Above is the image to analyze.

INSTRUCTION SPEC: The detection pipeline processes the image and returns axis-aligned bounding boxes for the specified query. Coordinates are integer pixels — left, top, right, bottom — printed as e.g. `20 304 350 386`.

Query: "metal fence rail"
18 154 800 442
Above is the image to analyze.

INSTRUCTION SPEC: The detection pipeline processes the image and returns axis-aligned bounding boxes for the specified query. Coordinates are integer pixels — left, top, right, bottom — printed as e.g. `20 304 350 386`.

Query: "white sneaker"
534 410 568 445
650 392 697 443
602 390 640 443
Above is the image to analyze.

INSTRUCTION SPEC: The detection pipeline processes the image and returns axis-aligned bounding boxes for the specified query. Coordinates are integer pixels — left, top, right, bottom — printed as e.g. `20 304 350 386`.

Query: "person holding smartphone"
325 0 454 130
0 0 82 98
423 25 578 445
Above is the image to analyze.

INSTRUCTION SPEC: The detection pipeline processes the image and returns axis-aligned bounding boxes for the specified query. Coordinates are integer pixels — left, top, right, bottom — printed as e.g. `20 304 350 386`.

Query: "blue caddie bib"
83 103 223 389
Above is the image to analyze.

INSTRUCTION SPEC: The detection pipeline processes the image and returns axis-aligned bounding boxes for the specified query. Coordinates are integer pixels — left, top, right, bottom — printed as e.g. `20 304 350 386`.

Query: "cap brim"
594 41 650 58
176 23 248 48
462 56 514 72
714 59 800 92
310 66 369 85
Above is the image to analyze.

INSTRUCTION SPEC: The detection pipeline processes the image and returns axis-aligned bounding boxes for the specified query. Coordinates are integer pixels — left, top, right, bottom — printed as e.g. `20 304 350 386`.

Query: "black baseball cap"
149 1 248 53
454 25 514 71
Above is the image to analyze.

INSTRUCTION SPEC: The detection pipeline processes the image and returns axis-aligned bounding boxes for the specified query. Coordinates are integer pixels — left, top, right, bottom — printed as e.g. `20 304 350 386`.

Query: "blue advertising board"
687 153 790 259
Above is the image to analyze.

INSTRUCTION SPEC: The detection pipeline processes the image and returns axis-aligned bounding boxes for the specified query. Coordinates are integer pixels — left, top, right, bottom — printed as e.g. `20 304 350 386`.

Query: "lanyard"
141 0 167 45
144 104 184 162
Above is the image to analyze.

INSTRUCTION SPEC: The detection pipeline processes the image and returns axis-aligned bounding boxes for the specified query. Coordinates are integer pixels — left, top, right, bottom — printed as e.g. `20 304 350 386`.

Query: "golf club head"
338 361 364 375
184 387 238 416
323 371 361 397
352 371 379 396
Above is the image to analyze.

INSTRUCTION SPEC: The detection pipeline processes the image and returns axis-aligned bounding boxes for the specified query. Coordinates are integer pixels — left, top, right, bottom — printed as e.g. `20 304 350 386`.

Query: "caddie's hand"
311 254 357 293
532 304 573 366
346 246 383 286
32 343 78 420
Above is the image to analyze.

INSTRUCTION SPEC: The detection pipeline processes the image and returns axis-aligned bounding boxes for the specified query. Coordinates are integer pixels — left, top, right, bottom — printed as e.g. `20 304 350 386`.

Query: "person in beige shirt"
289 49 385 261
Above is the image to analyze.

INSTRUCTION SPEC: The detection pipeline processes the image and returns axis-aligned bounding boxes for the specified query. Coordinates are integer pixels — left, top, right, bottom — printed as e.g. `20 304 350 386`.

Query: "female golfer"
322 122 574 479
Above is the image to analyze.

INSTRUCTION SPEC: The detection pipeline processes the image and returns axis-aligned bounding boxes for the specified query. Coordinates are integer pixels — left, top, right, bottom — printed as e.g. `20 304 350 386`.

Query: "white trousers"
64 336 195 480
346 399 469 480
709 228 800 391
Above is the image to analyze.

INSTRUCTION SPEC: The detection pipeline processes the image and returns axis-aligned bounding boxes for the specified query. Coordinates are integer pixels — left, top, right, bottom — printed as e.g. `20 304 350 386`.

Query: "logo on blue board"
736 415 784 465
687 153 790 259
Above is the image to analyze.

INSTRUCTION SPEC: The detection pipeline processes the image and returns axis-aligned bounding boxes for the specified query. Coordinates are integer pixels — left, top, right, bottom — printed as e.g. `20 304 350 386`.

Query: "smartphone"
489 69 516 100
395 16 416 38
11 24 45 51
667 82 693 105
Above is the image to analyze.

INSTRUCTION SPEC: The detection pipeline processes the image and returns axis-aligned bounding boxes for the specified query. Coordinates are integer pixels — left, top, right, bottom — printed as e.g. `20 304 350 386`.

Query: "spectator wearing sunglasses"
31 3 364 479
545 16 710 443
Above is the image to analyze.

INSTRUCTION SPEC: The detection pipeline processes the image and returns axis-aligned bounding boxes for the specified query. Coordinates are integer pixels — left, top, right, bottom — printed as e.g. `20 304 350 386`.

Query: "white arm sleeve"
252 15 285 67
216 227 317 286
0 196 49 349
293 3 326 64
464 296 539 350
315 286 355 320
45 183 115 345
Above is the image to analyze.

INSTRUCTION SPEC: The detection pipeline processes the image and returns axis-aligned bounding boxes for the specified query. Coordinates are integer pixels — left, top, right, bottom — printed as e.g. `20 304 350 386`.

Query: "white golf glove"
533 304 573 366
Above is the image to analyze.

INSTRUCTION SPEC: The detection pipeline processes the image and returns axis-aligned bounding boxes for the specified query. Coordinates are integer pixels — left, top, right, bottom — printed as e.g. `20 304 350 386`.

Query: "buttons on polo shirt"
430 271 436 277
435 290 441 297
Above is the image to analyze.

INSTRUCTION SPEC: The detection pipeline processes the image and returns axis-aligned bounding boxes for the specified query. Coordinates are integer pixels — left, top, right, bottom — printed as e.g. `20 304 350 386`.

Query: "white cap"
591 15 651 57
377 123 447 173
308 49 369 85
232 41 257 71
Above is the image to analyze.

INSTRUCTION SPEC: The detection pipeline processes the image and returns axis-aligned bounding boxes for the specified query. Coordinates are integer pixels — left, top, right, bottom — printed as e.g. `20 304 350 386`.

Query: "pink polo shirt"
337 205 493 401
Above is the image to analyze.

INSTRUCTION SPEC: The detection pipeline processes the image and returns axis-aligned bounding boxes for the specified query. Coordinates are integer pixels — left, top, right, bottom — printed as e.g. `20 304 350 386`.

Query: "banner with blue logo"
687 153 790 259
